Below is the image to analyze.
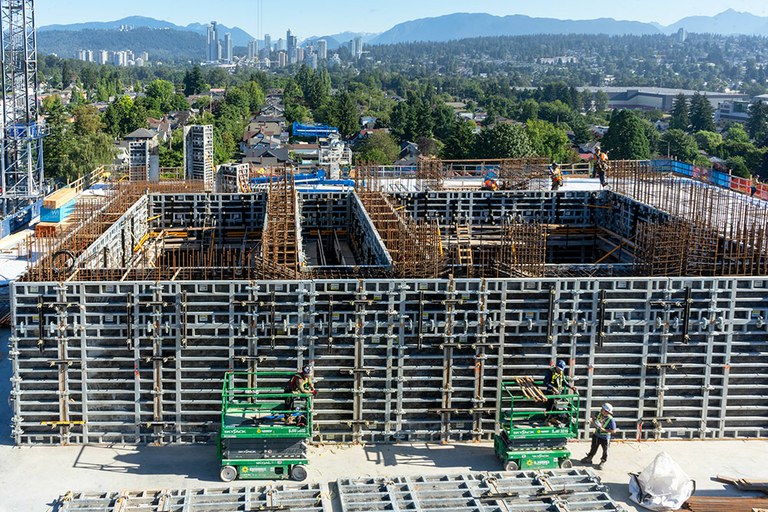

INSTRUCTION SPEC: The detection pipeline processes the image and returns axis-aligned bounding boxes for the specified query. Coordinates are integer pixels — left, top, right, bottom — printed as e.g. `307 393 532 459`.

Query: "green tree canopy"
688 92 715 132
103 95 146 137
602 110 650 160
356 131 400 164
525 119 570 162
747 100 768 146
475 123 533 159
660 129 699 162
694 130 723 156
669 93 690 131
183 65 208 96
442 120 476 160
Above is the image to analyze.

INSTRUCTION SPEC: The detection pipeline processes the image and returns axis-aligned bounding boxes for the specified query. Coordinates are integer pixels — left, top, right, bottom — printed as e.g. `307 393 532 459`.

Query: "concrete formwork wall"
76 196 150 270
10 276 768 445
149 193 268 232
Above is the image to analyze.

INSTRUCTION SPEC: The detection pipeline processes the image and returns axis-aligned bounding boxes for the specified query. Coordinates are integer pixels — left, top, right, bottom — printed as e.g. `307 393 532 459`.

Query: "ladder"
456 224 473 268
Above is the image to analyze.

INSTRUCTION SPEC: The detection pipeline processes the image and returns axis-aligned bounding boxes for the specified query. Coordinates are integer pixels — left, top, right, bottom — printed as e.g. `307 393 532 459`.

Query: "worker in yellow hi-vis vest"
581 403 617 469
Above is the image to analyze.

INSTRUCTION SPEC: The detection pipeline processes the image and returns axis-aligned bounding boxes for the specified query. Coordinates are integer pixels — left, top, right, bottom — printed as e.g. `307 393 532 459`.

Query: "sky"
35 0 768 39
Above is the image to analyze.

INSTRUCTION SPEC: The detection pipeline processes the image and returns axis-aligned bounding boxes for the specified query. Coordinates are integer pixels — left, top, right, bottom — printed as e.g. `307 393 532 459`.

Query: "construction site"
1 1 767 511
5 156 768 510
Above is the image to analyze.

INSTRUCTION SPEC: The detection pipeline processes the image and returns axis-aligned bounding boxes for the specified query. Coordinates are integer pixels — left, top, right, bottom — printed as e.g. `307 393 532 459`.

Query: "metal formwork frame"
10 276 768 445
55 483 330 512
337 470 622 512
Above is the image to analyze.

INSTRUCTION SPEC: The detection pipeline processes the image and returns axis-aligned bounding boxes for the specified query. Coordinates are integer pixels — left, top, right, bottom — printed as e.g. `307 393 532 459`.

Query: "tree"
747 100 768 146
688 93 715 132
103 95 146 137
475 123 533 159
538 100 573 125
727 155 750 178
669 93 690 131
389 102 414 142
593 91 609 112
72 104 103 136
183 65 208 96
442 120 476 160
724 123 751 143
694 131 723 156
525 119 570 162
519 99 539 122
335 91 359 139
356 131 400 164
602 110 650 160
660 129 699 162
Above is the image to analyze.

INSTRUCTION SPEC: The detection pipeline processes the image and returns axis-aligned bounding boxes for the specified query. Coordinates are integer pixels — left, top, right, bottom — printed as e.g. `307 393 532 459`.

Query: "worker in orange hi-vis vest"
594 147 609 187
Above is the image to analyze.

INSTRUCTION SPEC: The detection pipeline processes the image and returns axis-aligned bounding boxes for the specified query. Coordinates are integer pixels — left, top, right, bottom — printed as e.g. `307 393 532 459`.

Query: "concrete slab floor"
0 439 767 511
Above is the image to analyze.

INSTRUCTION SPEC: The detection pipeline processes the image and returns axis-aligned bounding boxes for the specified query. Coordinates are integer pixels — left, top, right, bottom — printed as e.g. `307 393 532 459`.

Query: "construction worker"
284 365 316 422
581 403 617 469
482 171 500 191
543 360 573 421
594 147 609 187
751 174 760 198
549 163 564 191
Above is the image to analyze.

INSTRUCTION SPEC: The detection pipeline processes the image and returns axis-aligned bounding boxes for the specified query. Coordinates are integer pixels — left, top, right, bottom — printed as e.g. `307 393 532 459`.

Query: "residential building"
317 39 328 60
264 34 272 54
287 29 297 64
207 22 220 62
224 33 232 63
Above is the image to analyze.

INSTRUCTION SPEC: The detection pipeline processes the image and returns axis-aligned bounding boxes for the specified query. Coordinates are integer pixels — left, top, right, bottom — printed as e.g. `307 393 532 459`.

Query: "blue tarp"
291 122 339 138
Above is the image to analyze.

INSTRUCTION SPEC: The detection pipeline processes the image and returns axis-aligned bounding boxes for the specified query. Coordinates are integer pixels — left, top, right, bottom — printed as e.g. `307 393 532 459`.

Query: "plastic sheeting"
629 452 696 511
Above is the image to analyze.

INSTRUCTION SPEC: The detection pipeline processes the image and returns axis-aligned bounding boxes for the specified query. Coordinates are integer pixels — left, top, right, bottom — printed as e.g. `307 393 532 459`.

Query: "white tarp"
628 452 695 511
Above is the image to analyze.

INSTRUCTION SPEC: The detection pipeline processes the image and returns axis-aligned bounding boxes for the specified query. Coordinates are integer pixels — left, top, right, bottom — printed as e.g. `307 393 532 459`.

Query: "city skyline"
35 0 768 39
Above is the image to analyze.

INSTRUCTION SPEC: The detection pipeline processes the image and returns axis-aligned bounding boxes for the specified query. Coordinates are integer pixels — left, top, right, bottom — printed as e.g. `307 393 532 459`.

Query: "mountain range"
39 16 253 47
370 9 768 44
36 9 768 59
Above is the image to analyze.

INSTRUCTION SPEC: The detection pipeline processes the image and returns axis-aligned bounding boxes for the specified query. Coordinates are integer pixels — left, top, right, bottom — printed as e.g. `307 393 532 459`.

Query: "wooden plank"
43 188 77 210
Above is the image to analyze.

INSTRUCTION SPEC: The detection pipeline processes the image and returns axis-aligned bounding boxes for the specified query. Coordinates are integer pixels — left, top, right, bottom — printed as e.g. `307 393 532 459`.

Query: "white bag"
628 452 696 511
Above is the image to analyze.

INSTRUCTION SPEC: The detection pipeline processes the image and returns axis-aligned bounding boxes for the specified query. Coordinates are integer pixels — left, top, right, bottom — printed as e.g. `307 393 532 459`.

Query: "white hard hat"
602 403 614 414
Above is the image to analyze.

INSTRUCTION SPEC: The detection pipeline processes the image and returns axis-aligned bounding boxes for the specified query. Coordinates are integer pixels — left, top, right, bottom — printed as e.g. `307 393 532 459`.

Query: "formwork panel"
11 277 768 444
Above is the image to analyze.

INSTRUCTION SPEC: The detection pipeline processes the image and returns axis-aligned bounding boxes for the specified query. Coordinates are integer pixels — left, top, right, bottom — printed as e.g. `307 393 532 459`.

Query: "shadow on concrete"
0 327 13 446
363 443 501 472
72 444 220 481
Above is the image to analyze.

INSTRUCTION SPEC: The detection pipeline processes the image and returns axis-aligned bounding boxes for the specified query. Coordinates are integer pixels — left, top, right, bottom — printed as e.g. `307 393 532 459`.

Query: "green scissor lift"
218 371 313 482
494 380 580 471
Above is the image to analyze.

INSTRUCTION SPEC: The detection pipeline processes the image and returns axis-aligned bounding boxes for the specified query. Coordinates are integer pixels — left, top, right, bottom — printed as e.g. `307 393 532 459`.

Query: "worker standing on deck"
549 163 564 191
751 174 760 198
594 147 609 187
284 365 316 422
543 360 572 416
582 403 617 469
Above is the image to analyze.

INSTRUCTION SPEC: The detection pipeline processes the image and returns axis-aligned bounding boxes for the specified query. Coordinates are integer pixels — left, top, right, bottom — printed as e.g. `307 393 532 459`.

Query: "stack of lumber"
34 222 59 238
515 376 548 402
41 188 77 223
684 496 768 511
714 476 768 495
43 188 77 210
